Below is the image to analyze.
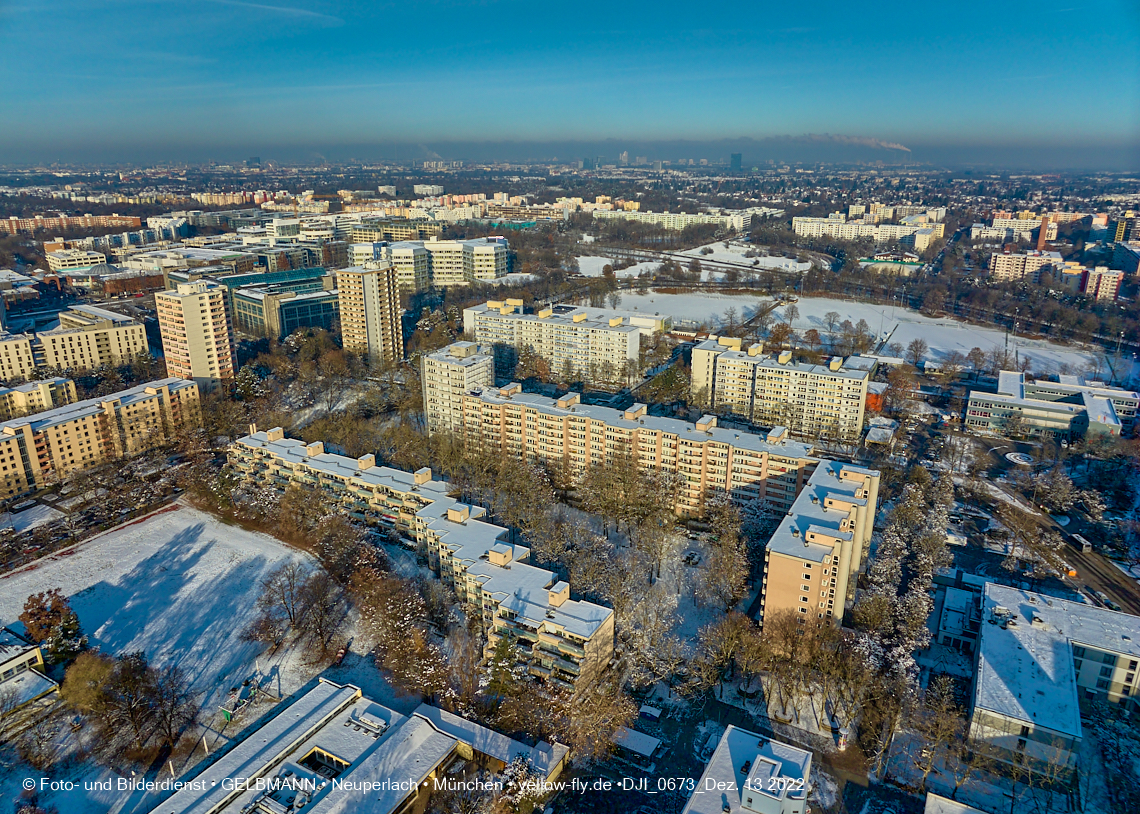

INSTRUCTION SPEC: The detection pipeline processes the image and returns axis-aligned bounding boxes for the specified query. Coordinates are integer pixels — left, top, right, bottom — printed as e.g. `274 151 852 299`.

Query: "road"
1057 530 1140 615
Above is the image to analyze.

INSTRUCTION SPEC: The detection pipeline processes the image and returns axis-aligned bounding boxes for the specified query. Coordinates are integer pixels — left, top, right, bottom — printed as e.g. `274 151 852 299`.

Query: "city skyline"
0 0 1137 168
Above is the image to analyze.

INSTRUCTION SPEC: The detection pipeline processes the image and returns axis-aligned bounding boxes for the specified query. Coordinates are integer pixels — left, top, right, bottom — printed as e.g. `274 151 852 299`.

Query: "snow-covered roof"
613 726 661 758
1081 392 1120 427
0 378 196 434
924 793 986 814
974 584 1140 738
765 461 877 563
412 704 569 779
0 626 36 664
681 725 810 814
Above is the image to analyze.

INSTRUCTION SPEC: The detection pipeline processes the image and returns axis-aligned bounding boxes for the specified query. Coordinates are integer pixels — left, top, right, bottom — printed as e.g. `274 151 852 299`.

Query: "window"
1103 652 1117 665
1073 646 1086 659
1096 678 1111 690
1100 665 1114 678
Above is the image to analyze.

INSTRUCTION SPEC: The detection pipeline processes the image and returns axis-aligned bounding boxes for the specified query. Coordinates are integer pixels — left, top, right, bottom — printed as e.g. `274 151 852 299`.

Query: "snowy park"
609 291 1105 376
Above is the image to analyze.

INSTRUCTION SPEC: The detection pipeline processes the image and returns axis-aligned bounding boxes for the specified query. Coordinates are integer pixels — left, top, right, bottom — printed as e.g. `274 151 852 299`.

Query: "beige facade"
692 339 869 442
36 305 150 372
229 427 614 691
452 386 818 517
423 237 508 285
336 265 403 363
0 334 38 381
421 341 495 435
792 214 945 244
988 250 1063 283
156 281 236 388
758 462 880 626
0 378 76 421
463 301 667 385
45 249 106 272
348 243 432 293
0 378 199 498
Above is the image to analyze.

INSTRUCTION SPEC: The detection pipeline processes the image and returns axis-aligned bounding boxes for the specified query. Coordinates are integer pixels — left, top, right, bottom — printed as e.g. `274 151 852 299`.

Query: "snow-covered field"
613 291 1102 375
3 503 63 532
0 503 416 814
676 240 811 273
576 255 659 278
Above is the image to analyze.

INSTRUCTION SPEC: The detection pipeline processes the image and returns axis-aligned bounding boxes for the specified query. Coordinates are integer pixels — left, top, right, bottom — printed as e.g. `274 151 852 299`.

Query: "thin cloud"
202 0 344 25
796 134 912 152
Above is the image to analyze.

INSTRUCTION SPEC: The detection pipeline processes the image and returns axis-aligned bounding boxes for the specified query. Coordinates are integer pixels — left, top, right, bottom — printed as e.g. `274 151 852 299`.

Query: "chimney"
1036 215 1049 251
248 423 258 436
414 467 432 485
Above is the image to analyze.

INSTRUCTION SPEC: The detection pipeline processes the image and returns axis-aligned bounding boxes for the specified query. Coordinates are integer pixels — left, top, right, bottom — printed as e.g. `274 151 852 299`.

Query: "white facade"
682 726 811 814
46 249 106 272
792 214 945 245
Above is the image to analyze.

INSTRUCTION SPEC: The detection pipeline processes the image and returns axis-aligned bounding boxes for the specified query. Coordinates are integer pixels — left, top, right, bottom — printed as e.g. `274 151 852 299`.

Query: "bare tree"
151 664 199 746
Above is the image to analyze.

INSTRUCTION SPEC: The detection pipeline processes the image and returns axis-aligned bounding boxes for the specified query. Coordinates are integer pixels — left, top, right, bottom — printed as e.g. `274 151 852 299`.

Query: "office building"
682 726 811 814
451 385 818 517
988 250 1063 283
463 301 669 385
969 584 1140 780
0 378 75 420
45 249 107 273
0 378 199 498
966 371 1137 440
229 428 614 690
149 679 569 814
232 285 339 340
336 265 403 363
730 153 743 171
692 339 870 442
421 341 495 435
156 281 237 388
757 462 879 626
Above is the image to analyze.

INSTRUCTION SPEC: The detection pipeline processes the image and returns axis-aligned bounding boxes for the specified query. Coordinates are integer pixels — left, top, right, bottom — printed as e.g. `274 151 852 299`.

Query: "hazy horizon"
1 0 1137 171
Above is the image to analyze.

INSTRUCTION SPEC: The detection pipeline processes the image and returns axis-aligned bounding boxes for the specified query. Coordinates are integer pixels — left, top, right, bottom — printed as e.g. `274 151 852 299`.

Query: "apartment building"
463 301 669 384
0 334 37 380
592 208 762 232
0 214 140 235
336 264 403 363
36 304 149 371
966 371 1137 440
349 218 443 243
0 378 199 498
682 726 811 814
1082 266 1124 302
970 217 1058 243
45 249 106 273
969 584 1140 780
155 281 237 389
421 236 509 285
229 427 614 691
349 242 431 292
151 679 569 814
692 339 870 442
792 213 945 247
0 378 75 420
421 341 495 435
757 461 879 627
988 250 1063 283
454 385 818 517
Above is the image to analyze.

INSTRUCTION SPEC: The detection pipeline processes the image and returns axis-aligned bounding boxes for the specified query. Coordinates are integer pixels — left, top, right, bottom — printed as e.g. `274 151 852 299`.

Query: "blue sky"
0 0 1137 166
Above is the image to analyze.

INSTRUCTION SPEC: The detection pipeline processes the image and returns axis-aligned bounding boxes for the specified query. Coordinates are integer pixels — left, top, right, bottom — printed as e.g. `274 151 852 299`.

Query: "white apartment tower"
155 281 236 389
421 342 495 435
337 264 404 364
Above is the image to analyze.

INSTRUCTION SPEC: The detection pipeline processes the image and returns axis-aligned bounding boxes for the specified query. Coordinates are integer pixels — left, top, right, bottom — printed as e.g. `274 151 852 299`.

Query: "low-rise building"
0 627 58 714
0 378 199 498
969 583 1140 780
692 339 870 442
229 428 614 690
965 371 1138 440
757 461 879 626
45 249 107 273
681 725 811 814
148 679 569 814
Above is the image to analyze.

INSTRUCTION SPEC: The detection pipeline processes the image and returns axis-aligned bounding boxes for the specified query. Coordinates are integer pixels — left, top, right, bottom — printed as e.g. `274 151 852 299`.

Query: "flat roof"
974 584 1140 737
0 378 195 435
613 727 661 759
766 461 877 563
412 704 568 779
682 725 810 814
473 389 817 461
925 793 987 814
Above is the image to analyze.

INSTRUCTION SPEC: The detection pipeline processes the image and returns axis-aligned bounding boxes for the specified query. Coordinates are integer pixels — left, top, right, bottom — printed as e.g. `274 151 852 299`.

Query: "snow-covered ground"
576 255 659 278
0 503 416 814
2 503 64 532
676 240 812 273
613 291 1101 375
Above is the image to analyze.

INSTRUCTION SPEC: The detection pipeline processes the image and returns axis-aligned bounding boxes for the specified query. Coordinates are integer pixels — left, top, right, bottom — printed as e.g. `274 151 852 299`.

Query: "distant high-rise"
245 157 261 167
730 153 743 171
618 150 629 166
337 264 403 364
156 281 236 389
